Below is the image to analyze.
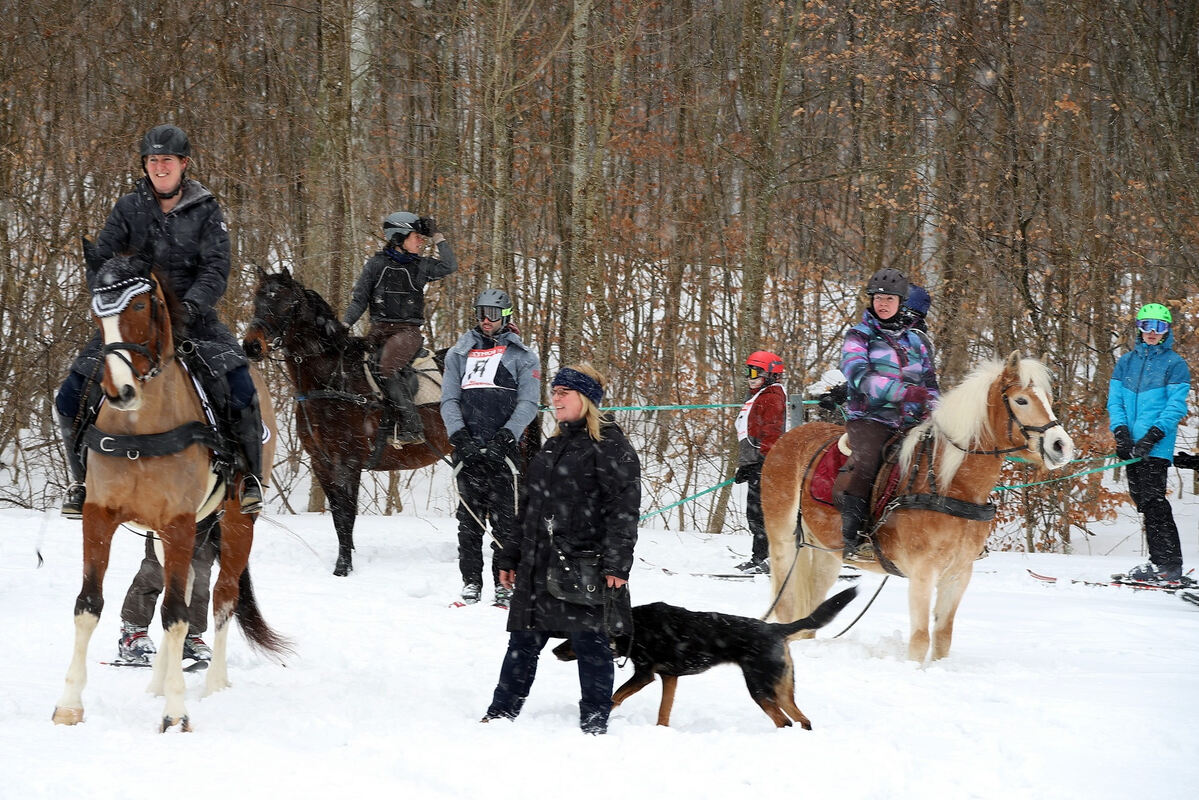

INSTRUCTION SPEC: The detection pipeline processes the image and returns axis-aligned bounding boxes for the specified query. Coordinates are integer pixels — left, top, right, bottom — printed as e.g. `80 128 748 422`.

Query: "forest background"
1 0 1197 550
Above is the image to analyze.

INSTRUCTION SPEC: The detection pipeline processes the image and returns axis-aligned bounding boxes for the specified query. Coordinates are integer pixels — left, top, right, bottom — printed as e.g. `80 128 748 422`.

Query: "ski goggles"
745 366 768 379
1136 319 1169 334
476 306 507 322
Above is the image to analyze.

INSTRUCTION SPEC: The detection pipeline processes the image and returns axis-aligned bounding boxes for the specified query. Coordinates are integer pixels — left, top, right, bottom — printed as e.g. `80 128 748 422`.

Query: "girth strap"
83 421 222 459
885 492 997 522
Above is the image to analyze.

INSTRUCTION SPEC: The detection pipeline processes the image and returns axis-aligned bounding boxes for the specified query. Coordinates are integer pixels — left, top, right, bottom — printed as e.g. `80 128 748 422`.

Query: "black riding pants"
120 523 219 635
486 630 614 729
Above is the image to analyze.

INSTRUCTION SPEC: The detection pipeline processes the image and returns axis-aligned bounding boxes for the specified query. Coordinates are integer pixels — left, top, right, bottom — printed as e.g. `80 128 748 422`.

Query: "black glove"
486 428 517 467
1174 451 1199 470
415 217 437 236
734 463 761 484
1112 426 1133 460
321 317 340 339
1131 426 1165 460
179 299 200 328
450 429 483 466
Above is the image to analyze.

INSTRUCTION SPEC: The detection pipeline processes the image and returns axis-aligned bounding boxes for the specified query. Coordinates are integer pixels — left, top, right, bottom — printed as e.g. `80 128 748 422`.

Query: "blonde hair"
551 362 607 441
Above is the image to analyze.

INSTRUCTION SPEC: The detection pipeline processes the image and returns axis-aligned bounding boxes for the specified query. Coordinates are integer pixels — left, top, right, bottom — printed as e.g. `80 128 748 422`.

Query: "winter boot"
1127 562 1183 584
385 369 424 446
233 402 265 515
58 415 87 519
460 582 482 604
183 633 212 663
117 621 157 666
735 558 770 574
494 586 513 608
839 494 874 562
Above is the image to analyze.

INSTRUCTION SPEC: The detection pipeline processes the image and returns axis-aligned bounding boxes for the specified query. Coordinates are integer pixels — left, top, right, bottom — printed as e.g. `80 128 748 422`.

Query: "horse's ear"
253 262 268 280
281 267 291 279
81 237 103 272
1005 350 1022 371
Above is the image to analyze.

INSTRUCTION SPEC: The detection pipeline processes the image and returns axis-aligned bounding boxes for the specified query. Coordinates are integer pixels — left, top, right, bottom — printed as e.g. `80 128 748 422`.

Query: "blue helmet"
906 284 931 317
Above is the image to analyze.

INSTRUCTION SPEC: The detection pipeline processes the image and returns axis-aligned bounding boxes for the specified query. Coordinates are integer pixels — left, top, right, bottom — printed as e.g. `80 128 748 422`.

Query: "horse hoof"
52 706 84 725
161 715 191 733
333 560 353 577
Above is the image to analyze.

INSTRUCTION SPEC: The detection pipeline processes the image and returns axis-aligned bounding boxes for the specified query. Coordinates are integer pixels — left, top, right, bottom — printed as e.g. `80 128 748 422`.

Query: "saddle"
808 431 905 519
363 347 443 407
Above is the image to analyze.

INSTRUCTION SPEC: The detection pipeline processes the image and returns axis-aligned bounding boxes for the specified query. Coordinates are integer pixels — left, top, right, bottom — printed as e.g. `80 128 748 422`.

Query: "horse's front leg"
53 507 119 725
930 566 973 661
150 516 197 731
322 465 361 577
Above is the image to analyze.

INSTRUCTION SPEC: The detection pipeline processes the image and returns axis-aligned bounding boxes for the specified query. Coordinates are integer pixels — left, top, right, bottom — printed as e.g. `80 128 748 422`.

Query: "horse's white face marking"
100 315 142 410
1025 385 1074 469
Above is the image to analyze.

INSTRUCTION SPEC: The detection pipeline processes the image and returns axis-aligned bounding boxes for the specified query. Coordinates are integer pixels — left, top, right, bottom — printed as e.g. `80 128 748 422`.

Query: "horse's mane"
899 356 1054 487
271 271 361 357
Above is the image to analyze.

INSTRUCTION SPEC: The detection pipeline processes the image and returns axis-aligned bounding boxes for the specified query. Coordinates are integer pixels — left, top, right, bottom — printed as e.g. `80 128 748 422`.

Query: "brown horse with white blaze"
762 351 1074 662
52 248 289 731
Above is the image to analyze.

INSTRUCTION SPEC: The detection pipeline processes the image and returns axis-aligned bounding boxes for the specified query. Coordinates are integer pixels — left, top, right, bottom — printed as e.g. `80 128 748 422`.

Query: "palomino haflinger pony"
762 351 1075 662
52 246 290 732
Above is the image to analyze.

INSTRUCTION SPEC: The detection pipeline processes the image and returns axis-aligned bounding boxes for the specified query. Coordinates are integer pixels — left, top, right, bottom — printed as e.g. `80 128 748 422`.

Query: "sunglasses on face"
1136 319 1169 334
476 306 506 322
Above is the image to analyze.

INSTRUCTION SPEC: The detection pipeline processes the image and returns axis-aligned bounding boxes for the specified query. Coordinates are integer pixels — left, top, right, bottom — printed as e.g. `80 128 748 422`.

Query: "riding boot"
385 369 424 446
839 494 873 562
58 416 87 519
233 402 265 515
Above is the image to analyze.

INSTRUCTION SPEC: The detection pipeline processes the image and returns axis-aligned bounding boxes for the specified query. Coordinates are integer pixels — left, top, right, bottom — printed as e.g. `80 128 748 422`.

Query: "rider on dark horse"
343 211 458 445
56 124 265 517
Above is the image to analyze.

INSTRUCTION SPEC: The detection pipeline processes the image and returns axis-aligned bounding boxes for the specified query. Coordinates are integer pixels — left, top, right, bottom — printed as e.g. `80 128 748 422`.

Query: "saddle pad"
809 442 848 506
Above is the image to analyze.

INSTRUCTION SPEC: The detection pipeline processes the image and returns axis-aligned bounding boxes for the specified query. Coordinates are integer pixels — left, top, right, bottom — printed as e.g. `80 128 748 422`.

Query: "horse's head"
991 351 1075 469
89 247 173 411
243 266 347 361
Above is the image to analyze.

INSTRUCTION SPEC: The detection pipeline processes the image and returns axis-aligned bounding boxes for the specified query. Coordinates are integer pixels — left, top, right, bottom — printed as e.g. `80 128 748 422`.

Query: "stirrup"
62 483 86 520
844 540 876 563
388 424 424 448
238 475 264 515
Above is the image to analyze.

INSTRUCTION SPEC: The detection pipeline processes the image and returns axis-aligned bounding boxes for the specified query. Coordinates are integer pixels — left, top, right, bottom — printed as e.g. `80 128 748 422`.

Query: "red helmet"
745 350 784 377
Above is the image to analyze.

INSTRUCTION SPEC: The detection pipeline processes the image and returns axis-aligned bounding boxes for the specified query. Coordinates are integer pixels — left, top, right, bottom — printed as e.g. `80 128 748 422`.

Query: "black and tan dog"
553 585 858 728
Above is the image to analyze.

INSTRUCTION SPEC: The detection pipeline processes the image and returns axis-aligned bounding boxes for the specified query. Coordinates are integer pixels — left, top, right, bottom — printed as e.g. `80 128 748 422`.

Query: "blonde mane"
899 356 1054 487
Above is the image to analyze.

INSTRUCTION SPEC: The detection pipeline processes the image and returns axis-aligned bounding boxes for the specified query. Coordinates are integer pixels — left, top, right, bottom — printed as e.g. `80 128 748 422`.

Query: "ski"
1026 568 1198 594
101 659 208 672
1179 590 1199 608
659 567 758 580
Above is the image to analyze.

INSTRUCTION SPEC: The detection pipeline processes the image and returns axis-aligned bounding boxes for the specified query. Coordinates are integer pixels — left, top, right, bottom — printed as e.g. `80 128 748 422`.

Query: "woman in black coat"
482 364 640 734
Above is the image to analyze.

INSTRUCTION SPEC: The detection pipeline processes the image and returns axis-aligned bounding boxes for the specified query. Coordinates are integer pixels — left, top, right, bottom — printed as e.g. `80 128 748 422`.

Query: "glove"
818 383 848 412
1174 451 1199 470
901 385 933 405
450 429 483 466
416 217 437 236
1112 426 1133 460
321 317 340 339
179 299 200 328
1130 426 1165 460
486 428 517 467
734 463 761 484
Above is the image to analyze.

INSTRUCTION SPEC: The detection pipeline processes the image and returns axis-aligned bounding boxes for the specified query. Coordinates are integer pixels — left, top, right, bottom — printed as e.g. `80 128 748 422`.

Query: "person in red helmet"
733 350 787 573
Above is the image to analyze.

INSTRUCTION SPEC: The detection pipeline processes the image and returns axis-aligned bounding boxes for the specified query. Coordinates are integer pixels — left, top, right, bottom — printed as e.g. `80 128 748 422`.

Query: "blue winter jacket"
1107 330 1191 460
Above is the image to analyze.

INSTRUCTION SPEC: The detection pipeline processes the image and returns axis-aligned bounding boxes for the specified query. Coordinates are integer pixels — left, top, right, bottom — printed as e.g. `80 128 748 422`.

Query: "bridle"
95 276 167 383
248 289 322 364
940 383 1063 458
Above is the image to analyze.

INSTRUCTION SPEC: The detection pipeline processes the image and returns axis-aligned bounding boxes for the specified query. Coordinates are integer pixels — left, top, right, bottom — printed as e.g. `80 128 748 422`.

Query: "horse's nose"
243 338 262 360
120 384 136 404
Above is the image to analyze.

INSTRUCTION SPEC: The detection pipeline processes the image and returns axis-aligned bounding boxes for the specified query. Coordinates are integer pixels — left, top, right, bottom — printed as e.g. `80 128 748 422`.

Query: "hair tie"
552 368 604 406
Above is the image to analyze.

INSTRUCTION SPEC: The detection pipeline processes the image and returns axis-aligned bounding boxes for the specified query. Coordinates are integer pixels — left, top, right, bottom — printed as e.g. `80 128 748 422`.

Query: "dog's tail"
773 586 858 639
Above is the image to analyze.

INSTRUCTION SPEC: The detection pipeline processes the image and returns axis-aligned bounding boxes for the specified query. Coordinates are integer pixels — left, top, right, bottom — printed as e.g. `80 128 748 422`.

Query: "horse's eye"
132 301 146 311
1015 397 1028 405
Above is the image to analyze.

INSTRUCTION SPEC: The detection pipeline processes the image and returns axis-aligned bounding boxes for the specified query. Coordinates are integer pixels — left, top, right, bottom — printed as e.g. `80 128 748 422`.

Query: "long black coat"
497 418 640 635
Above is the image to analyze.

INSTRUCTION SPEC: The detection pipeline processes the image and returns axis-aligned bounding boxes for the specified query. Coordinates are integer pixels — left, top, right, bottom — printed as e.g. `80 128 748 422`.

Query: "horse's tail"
235 567 295 661
771 586 858 639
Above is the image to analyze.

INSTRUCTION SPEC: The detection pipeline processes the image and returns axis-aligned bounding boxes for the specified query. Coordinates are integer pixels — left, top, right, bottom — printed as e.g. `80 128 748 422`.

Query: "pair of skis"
1026 568 1197 595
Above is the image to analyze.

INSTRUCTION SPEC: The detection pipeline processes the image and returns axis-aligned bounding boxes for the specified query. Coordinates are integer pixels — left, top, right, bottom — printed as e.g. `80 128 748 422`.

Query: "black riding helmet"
140 124 191 199
865 268 909 300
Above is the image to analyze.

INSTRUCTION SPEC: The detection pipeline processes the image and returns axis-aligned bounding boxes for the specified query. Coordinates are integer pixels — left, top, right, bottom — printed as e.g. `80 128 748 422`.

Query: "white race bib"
461 346 507 390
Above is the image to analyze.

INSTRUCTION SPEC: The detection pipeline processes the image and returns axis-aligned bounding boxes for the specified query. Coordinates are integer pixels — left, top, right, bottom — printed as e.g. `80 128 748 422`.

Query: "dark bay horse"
53 250 289 732
762 352 1075 662
242 268 453 576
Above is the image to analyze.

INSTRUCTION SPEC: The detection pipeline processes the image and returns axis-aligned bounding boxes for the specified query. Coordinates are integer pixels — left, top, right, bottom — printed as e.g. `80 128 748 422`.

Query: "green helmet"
1135 303 1172 324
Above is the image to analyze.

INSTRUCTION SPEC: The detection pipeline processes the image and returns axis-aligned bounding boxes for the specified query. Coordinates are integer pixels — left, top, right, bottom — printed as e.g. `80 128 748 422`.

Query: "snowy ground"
2 493 1197 799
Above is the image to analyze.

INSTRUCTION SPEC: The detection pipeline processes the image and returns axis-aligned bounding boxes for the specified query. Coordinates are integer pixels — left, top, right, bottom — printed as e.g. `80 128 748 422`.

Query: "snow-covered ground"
2 492 1197 799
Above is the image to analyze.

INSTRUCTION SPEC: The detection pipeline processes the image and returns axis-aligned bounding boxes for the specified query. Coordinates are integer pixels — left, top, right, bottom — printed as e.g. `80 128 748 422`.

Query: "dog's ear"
550 639 577 662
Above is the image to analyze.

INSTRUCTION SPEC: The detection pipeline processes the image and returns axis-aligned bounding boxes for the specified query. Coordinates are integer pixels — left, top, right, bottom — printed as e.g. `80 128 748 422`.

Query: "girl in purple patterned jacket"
833 269 939 561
